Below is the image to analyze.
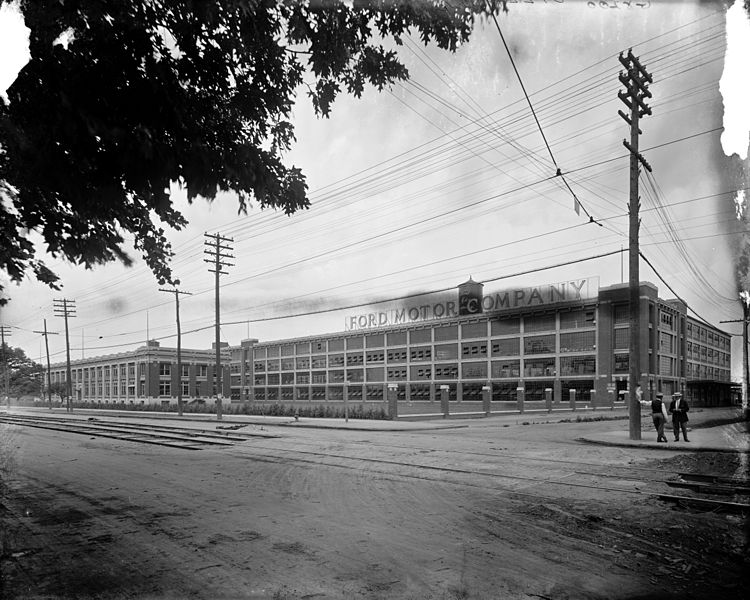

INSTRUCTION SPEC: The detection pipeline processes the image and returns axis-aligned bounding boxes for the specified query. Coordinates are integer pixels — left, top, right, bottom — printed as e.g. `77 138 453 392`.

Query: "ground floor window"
524 380 554 402
462 383 485 401
492 381 519 401
560 380 594 402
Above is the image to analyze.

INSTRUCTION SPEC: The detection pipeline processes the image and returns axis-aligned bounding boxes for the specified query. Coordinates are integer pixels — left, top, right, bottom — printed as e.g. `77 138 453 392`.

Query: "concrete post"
609 389 615 410
343 382 349 423
387 383 398 420
569 388 576 411
590 389 597 411
439 385 449 418
481 385 491 417
545 388 553 413
516 387 524 414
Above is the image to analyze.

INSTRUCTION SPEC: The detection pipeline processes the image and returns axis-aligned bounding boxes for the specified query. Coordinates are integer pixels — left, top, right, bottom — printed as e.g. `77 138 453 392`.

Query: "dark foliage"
0 0 500 304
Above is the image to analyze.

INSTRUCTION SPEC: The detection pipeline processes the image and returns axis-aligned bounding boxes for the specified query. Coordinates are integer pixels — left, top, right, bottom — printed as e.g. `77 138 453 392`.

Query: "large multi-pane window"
524 335 556 354
524 314 555 332
491 338 520 356
346 369 364 383
365 333 385 348
434 364 458 379
387 331 407 346
524 358 555 377
387 348 407 362
614 354 629 373
461 321 487 339
159 363 171 376
366 367 385 382
559 356 596 376
410 329 431 344
346 336 364 350
387 367 407 380
560 309 595 329
462 342 487 358
559 331 595 353
614 328 629 349
491 318 520 335
295 342 310 355
491 360 520 378
462 362 487 379
410 347 432 362
434 325 458 341
614 304 629 324
159 381 170 396
346 353 364 366
410 365 432 380
434 344 458 360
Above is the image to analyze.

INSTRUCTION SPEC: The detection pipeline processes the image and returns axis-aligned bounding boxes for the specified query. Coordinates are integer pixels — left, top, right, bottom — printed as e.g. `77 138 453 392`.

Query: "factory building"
49 278 732 414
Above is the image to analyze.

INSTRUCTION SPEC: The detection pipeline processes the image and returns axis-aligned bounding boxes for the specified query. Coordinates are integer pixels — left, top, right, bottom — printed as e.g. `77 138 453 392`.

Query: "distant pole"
53 299 76 411
33 320 59 409
1 325 11 402
204 232 234 421
159 285 192 417
721 309 750 409
618 49 653 441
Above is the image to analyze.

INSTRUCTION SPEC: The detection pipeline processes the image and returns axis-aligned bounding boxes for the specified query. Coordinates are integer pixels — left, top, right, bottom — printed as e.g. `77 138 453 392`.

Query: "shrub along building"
48 278 732 415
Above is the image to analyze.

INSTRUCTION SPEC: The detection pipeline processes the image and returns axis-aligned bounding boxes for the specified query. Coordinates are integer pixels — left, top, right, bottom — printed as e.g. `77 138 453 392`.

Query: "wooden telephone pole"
618 49 653 440
1 325 11 403
159 285 192 416
204 233 234 420
53 299 76 411
33 320 59 409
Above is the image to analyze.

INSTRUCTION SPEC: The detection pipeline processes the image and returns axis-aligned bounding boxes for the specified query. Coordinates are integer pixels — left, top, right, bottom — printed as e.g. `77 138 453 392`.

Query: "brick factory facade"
49 279 733 413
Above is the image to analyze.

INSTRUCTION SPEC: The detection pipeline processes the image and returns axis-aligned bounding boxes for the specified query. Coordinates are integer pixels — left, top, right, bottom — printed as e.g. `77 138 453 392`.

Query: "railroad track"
231 439 750 514
0 414 273 450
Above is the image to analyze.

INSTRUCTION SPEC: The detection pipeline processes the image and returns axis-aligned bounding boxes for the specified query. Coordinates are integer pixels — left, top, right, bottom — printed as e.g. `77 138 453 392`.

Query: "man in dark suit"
668 392 690 442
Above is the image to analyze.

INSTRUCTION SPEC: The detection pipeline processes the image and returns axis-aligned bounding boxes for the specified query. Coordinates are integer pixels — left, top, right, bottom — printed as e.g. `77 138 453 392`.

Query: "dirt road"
1 413 747 599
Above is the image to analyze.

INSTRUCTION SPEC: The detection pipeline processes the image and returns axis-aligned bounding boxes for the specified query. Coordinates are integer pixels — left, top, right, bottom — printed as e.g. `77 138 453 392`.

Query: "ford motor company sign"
344 277 598 331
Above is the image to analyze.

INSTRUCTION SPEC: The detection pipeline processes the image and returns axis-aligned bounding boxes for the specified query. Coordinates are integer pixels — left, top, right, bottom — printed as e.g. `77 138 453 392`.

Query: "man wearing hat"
645 392 669 443
668 392 690 442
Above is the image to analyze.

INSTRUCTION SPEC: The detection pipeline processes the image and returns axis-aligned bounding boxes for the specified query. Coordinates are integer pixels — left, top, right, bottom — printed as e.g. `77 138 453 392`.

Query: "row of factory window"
686 322 730 349
251 380 597 403
686 342 730 366
252 355 596 385
254 331 596 372
252 311 596 360
58 363 212 383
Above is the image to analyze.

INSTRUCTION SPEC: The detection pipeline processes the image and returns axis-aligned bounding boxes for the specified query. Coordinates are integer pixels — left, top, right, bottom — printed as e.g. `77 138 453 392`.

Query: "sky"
1 0 749 379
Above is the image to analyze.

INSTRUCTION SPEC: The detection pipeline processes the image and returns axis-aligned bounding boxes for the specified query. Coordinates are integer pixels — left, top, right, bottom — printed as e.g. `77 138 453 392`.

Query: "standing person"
669 392 690 442
641 392 669 442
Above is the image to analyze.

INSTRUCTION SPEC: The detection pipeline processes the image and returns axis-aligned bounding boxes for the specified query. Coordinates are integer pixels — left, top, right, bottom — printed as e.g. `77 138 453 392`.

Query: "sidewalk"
3 405 747 446
579 414 749 454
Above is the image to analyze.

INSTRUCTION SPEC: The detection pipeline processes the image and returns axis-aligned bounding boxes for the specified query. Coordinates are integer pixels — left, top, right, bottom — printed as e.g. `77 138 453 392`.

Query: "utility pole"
33 320 58 409
159 284 192 417
53 299 76 412
618 48 653 441
1 325 11 404
721 310 750 411
204 233 234 420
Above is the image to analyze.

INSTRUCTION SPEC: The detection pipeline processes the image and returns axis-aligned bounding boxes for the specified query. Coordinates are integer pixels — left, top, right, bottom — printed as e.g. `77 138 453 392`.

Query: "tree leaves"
0 0 493 304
